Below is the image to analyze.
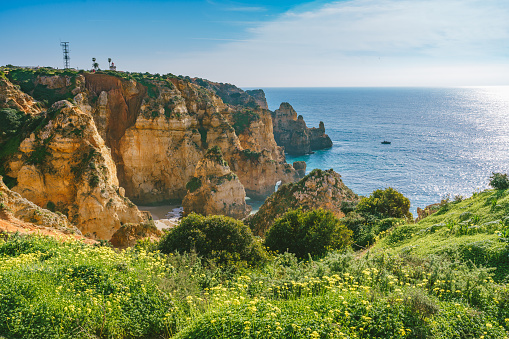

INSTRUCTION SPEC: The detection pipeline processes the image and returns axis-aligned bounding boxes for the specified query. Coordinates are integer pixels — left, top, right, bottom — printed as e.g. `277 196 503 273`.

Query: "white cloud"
163 0 509 86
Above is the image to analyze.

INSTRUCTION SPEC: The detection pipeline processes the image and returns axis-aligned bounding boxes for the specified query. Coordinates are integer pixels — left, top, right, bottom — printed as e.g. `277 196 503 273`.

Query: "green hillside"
374 188 509 282
1 187 508 338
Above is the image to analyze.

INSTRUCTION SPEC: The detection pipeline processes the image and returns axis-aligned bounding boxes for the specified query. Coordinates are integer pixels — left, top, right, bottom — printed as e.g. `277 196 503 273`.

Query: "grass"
0 231 507 339
374 188 509 282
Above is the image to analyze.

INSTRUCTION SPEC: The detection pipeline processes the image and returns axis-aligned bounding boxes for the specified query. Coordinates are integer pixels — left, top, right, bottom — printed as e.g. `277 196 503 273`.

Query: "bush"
265 208 352 259
489 172 509 190
356 187 412 220
185 177 202 193
158 213 266 267
0 108 26 138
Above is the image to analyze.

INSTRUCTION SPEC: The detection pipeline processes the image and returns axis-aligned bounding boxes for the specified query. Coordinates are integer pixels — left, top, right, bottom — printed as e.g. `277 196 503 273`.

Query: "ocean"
258 87 509 216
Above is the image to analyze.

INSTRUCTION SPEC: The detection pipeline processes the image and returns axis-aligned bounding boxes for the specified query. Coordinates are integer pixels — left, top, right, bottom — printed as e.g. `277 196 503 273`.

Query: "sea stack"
272 102 332 155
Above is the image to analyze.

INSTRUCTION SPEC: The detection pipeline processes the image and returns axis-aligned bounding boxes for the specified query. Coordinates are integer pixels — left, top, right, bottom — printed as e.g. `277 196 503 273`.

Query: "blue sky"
1 0 508 86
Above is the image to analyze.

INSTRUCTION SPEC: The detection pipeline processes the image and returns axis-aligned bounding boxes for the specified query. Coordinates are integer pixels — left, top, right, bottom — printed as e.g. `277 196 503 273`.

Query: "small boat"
381 140 391 145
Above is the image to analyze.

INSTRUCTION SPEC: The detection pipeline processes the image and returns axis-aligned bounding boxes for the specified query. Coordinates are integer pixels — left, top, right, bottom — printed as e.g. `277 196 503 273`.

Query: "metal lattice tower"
60 42 70 69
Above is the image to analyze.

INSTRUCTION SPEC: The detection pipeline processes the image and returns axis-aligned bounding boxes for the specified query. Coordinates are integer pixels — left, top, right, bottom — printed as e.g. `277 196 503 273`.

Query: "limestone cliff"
182 146 251 219
247 169 358 236
3 100 145 240
69 71 299 202
3 67 305 206
0 71 42 115
189 77 268 109
272 102 333 155
0 175 75 231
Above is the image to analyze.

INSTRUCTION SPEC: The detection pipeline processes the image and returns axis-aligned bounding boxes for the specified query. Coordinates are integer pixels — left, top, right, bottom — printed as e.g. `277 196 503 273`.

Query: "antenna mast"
60 42 70 69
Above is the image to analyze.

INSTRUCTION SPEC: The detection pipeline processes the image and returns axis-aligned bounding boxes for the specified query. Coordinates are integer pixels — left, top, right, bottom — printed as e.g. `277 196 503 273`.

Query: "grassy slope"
374 189 509 282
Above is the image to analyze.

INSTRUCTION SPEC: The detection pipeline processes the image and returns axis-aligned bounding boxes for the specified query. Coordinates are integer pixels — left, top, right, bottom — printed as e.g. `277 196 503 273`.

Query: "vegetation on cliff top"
0 178 508 338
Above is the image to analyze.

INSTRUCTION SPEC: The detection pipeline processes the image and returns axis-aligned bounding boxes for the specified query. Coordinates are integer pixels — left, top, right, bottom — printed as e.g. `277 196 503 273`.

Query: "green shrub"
340 200 357 214
158 213 266 267
489 172 509 190
265 208 352 260
186 177 202 193
232 110 260 135
0 108 26 138
356 187 412 220
204 146 228 166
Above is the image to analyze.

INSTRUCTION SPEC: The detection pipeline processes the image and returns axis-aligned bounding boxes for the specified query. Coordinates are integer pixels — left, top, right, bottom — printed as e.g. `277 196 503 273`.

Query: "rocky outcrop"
189 77 268 109
272 102 332 155
293 161 307 178
3 68 306 208
183 146 251 219
0 175 76 232
245 90 269 110
0 72 42 115
4 100 145 240
109 222 162 249
247 169 358 236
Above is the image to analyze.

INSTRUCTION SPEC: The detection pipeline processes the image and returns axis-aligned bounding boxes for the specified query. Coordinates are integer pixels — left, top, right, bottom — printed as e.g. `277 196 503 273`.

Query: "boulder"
293 161 307 178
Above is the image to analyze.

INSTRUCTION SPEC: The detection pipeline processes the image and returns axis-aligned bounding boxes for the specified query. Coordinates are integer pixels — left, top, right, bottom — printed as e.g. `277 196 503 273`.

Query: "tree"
265 208 352 259
158 213 266 266
92 58 99 71
489 172 509 190
355 187 412 220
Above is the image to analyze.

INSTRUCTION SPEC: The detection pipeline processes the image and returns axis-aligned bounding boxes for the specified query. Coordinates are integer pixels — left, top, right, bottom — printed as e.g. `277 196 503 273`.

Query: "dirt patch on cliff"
0 212 97 245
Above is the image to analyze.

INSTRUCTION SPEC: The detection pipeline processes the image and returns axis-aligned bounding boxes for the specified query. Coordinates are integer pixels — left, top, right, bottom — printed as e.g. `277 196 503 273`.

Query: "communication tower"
60 42 70 69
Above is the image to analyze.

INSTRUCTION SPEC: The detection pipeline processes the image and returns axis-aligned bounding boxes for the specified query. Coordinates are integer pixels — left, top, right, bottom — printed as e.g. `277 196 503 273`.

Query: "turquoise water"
259 87 509 216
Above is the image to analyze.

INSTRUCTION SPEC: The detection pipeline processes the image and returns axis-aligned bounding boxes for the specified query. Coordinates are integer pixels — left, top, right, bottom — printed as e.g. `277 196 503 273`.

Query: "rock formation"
272 102 332 155
0 175 75 231
109 222 162 249
69 72 299 203
1 67 333 243
182 146 251 219
0 71 41 115
3 100 145 240
189 77 268 109
293 161 307 178
247 169 358 236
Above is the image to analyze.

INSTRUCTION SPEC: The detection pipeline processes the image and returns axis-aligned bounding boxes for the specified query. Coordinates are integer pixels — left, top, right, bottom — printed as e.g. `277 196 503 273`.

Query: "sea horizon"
254 86 509 217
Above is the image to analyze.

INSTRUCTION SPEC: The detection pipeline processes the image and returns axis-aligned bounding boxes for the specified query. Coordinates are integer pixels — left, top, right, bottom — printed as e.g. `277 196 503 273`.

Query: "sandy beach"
137 205 183 231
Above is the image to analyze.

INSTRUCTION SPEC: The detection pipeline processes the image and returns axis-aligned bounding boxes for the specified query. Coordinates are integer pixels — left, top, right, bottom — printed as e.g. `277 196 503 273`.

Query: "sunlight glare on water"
259 87 509 216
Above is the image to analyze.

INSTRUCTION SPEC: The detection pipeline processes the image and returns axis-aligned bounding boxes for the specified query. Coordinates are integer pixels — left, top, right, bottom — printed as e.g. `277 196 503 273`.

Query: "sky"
1 0 508 87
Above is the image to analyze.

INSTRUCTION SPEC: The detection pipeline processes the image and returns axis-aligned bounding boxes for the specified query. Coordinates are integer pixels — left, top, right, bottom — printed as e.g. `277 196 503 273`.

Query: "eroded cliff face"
182 147 251 219
247 169 358 236
272 102 333 155
0 73 42 115
0 175 74 231
3 68 305 214
71 73 299 203
4 100 145 240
